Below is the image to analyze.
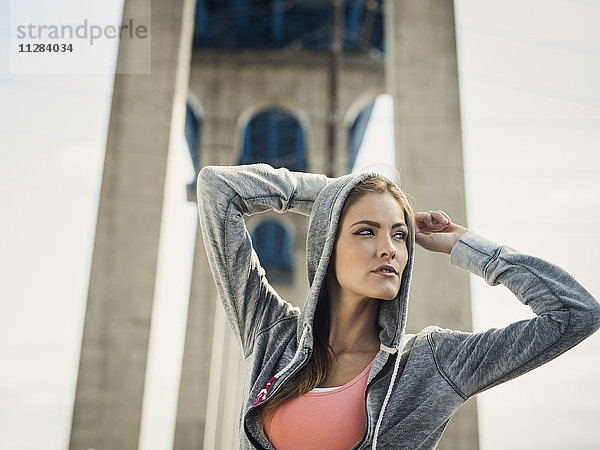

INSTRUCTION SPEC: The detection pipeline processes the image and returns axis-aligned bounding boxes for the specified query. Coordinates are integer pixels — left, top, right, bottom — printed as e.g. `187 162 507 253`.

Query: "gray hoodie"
196 163 600 449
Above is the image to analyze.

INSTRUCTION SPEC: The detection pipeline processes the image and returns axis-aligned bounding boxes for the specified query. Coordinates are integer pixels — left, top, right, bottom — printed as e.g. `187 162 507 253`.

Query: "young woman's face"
328 192 409 303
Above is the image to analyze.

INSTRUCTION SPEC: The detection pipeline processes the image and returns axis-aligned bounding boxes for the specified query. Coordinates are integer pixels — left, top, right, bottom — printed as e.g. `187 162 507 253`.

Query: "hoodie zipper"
244 347 313 449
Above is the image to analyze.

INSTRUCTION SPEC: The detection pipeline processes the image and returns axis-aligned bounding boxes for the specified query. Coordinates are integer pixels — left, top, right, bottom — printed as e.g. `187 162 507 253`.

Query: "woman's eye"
355 228 374 236
393 231 406 240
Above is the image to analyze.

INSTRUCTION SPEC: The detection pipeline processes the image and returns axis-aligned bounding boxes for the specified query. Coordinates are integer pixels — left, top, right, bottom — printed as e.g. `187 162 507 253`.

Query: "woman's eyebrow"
351 220 407 229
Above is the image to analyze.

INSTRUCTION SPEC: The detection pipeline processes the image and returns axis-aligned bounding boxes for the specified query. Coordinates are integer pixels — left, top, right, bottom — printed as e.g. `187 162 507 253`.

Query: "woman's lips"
372 265 398 277
372 270 398 277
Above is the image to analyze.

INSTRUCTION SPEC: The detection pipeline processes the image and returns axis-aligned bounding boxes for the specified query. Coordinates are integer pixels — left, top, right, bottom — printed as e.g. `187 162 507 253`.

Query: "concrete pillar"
69 0 196 448
385 1 479 449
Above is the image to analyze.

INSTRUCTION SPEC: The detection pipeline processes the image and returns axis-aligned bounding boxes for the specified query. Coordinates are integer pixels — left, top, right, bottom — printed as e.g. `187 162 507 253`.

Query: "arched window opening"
241 107 306 172
251 220 294 285
185 102 202 201
347 101 375 173
347 94 395 174
185 102 201 172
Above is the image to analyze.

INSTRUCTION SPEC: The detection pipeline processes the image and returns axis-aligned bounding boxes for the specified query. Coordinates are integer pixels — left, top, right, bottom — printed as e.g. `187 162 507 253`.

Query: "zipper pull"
252 376 277 406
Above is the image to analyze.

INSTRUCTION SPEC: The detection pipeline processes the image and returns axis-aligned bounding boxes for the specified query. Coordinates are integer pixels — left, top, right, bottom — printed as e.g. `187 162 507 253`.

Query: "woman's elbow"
197 165 217 192
573 294 600 337
197 165 229 201
589 296 600 334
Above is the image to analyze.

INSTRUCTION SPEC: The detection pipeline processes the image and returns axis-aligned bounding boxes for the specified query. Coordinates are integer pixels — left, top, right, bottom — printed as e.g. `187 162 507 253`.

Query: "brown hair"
260 176 413 423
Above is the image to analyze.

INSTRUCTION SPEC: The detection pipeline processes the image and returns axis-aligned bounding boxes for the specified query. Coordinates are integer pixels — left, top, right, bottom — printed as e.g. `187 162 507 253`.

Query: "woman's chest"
319 351 377 388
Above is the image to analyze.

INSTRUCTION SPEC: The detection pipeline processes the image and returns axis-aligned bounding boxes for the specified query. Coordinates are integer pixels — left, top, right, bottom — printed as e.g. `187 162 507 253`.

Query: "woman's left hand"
414 210 469 254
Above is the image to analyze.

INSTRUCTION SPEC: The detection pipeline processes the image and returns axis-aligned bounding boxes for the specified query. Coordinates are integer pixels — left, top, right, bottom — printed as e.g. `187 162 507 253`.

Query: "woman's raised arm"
429 230 600 398
196 163 329 357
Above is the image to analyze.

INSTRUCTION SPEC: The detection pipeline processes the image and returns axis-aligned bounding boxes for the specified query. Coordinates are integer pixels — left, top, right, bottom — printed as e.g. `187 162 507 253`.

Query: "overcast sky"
1 0 600 449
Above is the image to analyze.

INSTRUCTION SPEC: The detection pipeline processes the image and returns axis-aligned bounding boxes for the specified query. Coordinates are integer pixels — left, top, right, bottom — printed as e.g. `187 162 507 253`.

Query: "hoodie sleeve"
196 164 329 357
428 231 600 399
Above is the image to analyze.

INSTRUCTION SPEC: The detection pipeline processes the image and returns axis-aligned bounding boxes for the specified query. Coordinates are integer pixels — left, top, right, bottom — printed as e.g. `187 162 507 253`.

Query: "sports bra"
262 359 374 449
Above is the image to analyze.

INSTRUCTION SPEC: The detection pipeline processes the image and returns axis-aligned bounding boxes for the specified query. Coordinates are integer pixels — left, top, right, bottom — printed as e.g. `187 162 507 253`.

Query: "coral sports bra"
263 359 374 449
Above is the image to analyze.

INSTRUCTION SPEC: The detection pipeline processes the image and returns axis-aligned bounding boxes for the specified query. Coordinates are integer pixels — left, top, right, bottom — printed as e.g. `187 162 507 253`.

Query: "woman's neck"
326 291 380 356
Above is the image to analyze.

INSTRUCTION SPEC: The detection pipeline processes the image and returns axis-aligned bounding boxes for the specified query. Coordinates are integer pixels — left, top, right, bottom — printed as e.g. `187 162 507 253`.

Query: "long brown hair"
260 176 413 422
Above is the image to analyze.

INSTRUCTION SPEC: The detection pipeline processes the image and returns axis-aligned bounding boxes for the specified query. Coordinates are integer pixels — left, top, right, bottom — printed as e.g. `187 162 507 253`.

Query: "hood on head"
297 171 415 350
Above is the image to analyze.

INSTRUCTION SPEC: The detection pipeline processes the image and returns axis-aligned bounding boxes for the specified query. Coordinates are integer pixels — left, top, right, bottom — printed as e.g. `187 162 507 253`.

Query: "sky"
1 0 600 449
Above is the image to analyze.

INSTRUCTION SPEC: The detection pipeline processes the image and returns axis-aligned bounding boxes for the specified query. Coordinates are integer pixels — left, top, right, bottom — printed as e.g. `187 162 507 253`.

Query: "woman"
196 163 600 449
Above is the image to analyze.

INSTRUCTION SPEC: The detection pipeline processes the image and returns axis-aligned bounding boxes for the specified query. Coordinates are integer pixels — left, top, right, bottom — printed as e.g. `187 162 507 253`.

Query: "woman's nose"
379 248 396 259
378 237 396 259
